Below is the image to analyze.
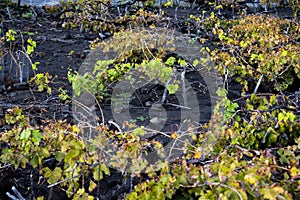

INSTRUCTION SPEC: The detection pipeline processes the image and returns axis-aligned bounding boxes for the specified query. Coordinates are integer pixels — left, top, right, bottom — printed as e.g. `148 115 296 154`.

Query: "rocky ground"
0 2 299 199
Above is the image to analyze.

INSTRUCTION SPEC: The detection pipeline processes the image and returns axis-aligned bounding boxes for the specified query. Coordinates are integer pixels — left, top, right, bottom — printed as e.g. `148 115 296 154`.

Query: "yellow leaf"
290 166 300 178
149 24 156 29
170 132 177 139
88 180 97 192
77 188 85 196
261 188 276 200
88 196 94 200
261 186 284 200
71 125 80 133
244 174 258 186
194 148 202 159
271 186 284 194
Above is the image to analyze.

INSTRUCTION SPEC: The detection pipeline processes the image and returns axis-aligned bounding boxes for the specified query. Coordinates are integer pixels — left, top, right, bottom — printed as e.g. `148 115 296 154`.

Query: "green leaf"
22 12 33 19
244 174 258 186
20 129 31 141
193 59 199 66
32 130 43 143
32 62 40 71
240 41 247 48
178 58 186 67
50 167 63 184
167 84 179 94
101 163 110 175
26 38 36 55
165 57 176 66
93 165 102 181
250 53 258 61
65 149 80 161
6 29 16 41
133 127 145 136
267 132 277 144
44 167 63 184
93 59 115 73
260 187 284 200
55 152 65 162
30 154 39 168
281 50 288 57
278 113 284 122
287 112 296 122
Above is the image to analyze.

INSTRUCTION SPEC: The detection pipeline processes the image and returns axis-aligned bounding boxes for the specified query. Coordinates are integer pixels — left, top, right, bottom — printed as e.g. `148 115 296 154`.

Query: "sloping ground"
0 2 299 200
0 5 217 199
0 13 92 126
0 6 93 200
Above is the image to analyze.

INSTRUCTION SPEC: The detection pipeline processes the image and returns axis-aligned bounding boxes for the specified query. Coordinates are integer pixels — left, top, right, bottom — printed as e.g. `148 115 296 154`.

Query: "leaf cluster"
59 0 162 33
1 107 111 199
209 14 300 92
69 28 184 100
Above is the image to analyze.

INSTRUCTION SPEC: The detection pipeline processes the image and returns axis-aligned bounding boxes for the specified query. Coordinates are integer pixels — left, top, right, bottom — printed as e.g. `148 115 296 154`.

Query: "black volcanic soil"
0 3 299 200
